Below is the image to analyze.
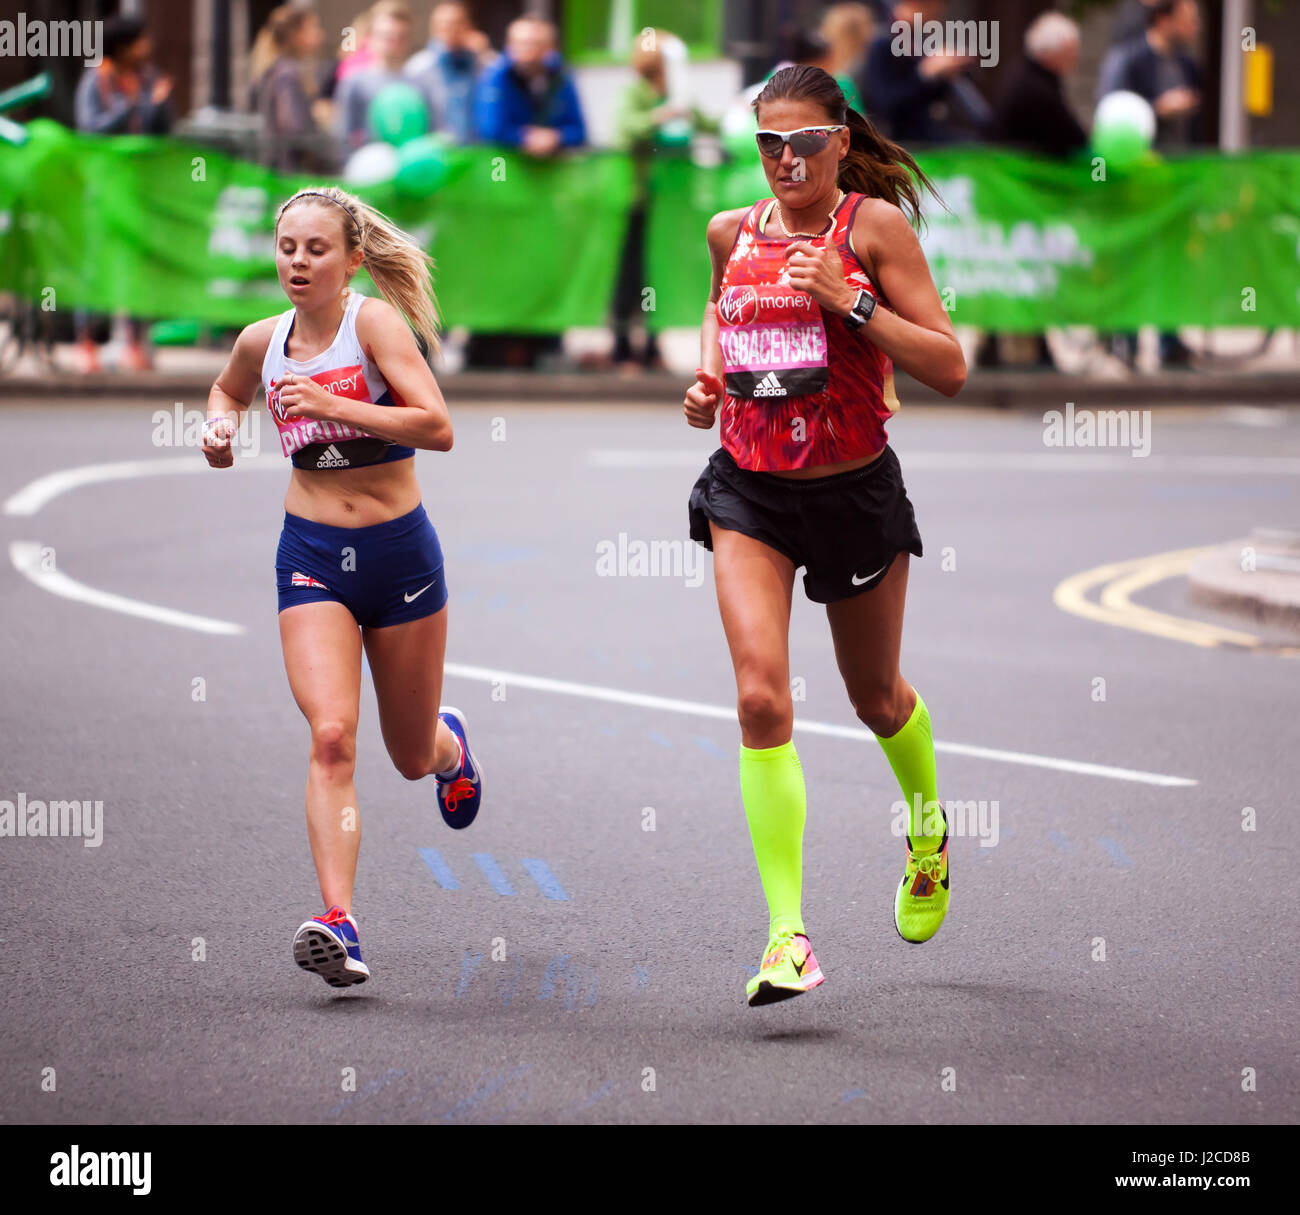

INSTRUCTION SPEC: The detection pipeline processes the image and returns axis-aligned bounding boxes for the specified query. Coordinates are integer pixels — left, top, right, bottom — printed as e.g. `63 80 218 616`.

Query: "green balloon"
369 82 429 146
394 134 450 197
148 319 200 346
723 128 756 160
1092 121 1147 171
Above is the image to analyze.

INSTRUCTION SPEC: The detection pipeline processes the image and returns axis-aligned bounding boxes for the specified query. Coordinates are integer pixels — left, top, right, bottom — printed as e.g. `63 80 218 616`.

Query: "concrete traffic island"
1187 529 1300 632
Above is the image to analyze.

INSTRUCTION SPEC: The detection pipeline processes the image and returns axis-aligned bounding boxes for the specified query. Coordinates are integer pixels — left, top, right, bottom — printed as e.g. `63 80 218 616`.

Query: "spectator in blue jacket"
475 17 586 155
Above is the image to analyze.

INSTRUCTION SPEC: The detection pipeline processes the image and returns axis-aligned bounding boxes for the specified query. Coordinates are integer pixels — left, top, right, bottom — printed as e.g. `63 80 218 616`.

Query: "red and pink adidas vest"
716 192 899 472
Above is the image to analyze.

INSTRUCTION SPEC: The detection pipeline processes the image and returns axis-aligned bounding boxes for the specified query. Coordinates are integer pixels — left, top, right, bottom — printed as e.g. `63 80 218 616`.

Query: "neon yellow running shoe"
894 807 950 944
746 928 825 1006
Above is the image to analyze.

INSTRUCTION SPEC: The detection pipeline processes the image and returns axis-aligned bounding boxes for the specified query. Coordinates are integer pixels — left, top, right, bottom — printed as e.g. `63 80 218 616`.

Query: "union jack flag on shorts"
291 572 328 589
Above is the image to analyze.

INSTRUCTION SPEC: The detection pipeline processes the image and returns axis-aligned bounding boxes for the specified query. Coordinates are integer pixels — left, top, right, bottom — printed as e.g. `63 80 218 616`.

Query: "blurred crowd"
66 0 1209 374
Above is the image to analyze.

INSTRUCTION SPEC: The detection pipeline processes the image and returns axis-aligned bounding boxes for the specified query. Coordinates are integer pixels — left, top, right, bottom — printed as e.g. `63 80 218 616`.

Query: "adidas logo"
751 371 786 397
315 444 350 468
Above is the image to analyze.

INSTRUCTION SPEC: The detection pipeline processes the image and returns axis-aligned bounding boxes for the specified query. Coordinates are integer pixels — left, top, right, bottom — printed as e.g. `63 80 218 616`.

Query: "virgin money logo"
718 285 758 326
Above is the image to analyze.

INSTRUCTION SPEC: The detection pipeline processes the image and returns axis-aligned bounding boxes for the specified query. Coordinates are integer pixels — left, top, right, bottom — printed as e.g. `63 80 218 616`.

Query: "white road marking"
9 541 244 635
443 662 1196 787
2 453 1198 784
3 454 281 517
586 449 1300 474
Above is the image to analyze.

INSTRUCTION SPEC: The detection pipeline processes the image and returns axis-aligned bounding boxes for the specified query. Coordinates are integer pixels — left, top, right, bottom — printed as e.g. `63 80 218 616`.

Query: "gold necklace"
776 189 844 239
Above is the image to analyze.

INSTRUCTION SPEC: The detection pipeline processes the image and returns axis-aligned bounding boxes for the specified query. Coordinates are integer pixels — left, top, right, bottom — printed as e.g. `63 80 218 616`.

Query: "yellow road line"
1053 545 1279 651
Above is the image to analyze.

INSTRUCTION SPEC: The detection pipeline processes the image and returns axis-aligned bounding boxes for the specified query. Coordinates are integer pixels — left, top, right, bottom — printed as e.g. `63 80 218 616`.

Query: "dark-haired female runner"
684 65 965 1006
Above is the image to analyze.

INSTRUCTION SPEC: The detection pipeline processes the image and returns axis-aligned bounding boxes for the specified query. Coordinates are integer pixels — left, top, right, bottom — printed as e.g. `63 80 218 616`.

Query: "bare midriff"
765 447 885 480
283 457 421 526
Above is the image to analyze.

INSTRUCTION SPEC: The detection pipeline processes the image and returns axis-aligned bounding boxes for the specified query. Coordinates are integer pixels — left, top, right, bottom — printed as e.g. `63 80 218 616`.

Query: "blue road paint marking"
540 954 571 1001
744 964 759 978
842 1089 867 1104
574 1081 613 1112
441 1066 530 1122
633 963 650 991
323 1068 406 1120
691 734 726 758
564 962 598 1010
521 857 569 901
471 852 516 896
496 957 525 1006
1095 836 1135 869
456 950 484 998
1047 830 1075 856
419 847 459 889
646 730 673 748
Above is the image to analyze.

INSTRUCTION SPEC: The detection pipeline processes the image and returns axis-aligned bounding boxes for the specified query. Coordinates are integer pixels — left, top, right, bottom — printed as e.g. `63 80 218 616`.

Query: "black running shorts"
688 445 924 604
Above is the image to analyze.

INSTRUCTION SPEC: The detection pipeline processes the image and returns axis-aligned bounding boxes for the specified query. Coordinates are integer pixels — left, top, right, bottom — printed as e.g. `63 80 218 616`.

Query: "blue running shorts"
276 503 448 627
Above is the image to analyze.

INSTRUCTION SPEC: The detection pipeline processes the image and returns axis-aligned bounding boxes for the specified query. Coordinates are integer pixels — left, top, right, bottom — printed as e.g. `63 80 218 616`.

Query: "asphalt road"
1 395 1296 1124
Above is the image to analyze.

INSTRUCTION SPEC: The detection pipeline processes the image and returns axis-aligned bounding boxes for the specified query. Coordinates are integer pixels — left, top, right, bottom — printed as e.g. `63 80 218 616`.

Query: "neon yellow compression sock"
738 740 807 937
876 689 944 853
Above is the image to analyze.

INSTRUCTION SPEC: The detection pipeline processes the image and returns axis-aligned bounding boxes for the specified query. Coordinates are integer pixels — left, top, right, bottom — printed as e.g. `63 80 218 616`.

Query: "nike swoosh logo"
851 563 889 587
404 582 436 603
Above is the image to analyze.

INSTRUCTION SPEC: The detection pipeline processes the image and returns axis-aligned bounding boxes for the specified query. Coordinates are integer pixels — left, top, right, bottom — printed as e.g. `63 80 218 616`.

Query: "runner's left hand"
277 374 336 422
785 240 855 316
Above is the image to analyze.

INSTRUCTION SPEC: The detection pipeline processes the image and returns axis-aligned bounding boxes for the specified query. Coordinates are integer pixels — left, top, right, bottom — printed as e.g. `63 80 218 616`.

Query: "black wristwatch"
842 288 877 330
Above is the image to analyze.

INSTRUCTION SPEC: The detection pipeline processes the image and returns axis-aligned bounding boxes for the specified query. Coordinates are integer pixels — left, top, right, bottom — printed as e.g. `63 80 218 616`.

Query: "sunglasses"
754 125 846 159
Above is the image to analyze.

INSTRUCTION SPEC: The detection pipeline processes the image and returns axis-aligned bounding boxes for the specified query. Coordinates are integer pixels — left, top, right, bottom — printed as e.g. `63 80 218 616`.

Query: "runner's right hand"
684 368 723 429
202 417 235 469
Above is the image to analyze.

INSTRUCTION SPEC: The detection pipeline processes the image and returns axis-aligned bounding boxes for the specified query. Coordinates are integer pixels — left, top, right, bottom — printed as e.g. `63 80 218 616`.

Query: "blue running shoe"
292 905 370 987
435 706 481 830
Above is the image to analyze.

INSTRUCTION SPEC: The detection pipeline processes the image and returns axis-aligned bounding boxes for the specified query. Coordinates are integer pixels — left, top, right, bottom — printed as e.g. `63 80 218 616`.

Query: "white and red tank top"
716 191 899 472
260 289 414 471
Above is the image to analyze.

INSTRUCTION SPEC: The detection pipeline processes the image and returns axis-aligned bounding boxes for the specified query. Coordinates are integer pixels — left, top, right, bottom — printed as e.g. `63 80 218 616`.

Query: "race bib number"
717 284 828 399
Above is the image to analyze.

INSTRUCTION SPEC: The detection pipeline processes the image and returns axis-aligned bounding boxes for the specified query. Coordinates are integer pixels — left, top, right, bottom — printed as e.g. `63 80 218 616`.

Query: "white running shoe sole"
292 921 370 988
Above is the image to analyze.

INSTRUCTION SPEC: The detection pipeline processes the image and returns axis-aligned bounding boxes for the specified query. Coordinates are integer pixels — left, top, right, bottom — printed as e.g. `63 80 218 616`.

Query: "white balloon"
721 102 757 139
343 141 399 186
1094 90 1156 140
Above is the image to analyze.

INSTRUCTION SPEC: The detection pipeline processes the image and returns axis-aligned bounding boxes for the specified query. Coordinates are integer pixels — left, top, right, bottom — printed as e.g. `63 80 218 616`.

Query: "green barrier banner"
0 120 632 332
2 120 1299 333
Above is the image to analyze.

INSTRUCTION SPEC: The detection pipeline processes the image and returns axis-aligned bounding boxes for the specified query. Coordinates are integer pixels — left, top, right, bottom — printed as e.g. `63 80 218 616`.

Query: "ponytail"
839 106 938 230
277 185 442 359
